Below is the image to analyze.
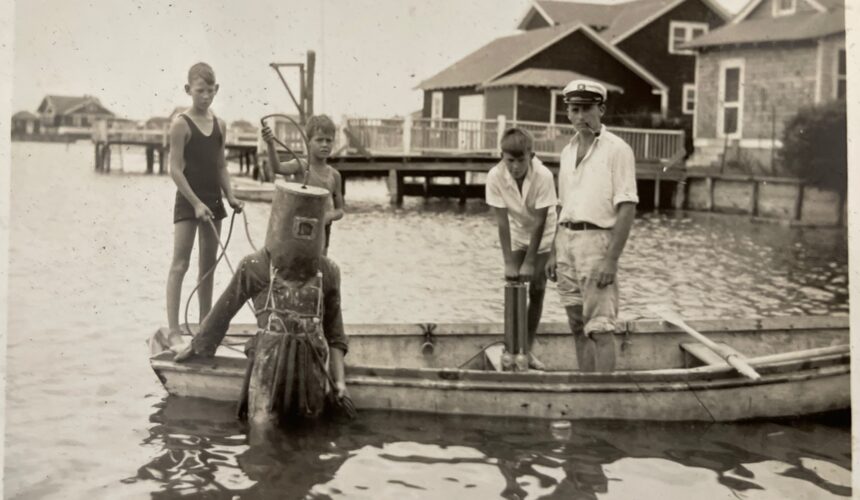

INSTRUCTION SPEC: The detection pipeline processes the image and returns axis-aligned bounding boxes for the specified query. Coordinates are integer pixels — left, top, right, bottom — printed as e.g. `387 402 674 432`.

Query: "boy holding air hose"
261 115 344 253
166 62 243 347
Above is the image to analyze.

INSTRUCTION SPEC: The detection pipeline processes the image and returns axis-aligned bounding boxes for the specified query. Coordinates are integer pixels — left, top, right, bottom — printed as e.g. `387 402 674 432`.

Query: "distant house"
11 110 40 136
418 0 730 124
111 117 139 131
167 106 188 124
145 116 172 131
230 120 257 134
685 0 845 170
36 95 115 128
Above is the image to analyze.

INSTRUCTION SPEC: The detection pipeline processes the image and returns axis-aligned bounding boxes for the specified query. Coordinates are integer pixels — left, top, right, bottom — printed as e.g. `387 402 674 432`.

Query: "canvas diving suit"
180 181 347 424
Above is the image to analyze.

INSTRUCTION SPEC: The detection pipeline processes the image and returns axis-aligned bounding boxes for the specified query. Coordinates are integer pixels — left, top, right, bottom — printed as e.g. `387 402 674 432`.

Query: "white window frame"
717 58 744 139
773 0 796 17
668 21 709 55
834 46 846 100
682 83 696 114
549 89 565 124
430 91 444 123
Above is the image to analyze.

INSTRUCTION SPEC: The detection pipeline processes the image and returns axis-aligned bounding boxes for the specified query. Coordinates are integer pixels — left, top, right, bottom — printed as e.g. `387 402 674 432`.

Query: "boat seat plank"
680 342 743 367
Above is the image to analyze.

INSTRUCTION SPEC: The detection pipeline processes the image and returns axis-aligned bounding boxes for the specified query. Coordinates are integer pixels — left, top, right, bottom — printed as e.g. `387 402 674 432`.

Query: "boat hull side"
347 368 849 422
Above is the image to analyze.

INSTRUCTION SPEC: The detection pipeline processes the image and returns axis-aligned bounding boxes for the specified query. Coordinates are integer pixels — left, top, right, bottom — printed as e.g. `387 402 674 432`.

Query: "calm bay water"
5 142 850 499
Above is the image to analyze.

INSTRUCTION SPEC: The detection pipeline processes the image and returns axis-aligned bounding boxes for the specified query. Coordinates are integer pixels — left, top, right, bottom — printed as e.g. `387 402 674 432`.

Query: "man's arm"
326 168 345 223
594 202 635 288
329 346 347 399
493 208 519 281
545 206 562 282
523 167 555 280
215 119 242 210
520 207 547 281
169 119 211 219
593 144 638 288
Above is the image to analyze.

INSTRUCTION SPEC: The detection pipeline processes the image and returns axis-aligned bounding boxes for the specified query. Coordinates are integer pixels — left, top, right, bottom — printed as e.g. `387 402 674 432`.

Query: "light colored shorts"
511 227 555 254
555 228 619 335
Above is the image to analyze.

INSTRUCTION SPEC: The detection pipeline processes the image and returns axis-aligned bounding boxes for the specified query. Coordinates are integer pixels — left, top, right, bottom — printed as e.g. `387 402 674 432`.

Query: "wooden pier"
236 152 686 210
331 154 686 209
92 128 258 174
326 116 688 208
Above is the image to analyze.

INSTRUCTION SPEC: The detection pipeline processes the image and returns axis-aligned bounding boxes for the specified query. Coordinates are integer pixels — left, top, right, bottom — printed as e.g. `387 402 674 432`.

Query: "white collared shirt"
558 124 638 228
486 157 558 252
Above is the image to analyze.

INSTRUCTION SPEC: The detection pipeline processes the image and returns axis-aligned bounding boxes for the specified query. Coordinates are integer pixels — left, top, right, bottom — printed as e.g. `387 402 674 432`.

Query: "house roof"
39 95 89 114
685 6 844 48
732 0 832 24
38 95 115 116
418 23 577 90
602 0 731 43
230 120 255 129
12 110 38 120
519 0 625 30
418 22 667 92
600 0 677 42
480 68 624 93
518 0 731 41
145 116 171 126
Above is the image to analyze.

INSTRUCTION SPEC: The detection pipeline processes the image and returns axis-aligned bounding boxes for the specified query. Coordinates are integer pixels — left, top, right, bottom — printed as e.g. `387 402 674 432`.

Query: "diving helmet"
264 181 329 279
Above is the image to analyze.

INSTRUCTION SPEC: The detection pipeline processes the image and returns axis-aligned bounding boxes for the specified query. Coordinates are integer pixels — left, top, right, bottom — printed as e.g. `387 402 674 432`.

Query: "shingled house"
684 0 845 171
11 111 40 137
36 95 115 129
418 0 730 125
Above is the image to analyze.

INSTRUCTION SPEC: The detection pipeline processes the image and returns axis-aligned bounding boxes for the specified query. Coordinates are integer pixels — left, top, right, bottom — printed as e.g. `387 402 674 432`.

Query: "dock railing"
92 123 259 148
345 116 685 162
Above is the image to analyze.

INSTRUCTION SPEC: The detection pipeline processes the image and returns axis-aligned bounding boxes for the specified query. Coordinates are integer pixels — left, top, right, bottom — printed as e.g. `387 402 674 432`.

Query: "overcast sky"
12 0 746 124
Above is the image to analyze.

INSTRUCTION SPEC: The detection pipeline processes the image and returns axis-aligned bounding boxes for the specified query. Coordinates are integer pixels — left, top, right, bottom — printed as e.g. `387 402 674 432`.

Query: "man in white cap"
545 79 638 372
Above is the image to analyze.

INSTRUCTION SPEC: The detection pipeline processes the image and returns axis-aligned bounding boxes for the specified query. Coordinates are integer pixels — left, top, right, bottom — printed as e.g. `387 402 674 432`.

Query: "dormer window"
669 21 709 55
773 0 796 16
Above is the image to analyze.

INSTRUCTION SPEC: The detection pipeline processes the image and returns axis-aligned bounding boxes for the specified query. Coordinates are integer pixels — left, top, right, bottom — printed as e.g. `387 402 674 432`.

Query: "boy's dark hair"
188 62 216 85
305 114 336 140
499 127 534 156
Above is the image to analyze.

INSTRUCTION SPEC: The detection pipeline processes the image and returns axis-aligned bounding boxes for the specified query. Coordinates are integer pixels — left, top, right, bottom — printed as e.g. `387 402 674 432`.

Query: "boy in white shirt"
485 128 558 369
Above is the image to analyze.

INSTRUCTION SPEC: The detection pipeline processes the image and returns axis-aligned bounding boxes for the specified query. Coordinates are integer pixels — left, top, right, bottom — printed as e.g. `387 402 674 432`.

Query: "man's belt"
559 221 610 231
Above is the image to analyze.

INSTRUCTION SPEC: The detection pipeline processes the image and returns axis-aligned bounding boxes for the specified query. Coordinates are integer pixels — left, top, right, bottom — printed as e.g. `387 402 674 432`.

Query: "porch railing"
345 116 684 162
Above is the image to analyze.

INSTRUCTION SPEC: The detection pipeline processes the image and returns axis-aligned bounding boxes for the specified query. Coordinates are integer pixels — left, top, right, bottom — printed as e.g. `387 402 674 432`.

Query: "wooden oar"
651 307 762 381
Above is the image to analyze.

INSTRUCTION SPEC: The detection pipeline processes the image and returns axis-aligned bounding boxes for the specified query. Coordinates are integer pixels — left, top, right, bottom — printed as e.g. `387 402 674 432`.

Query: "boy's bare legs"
167 220 198 346
511 250 550 369
197 218 222 322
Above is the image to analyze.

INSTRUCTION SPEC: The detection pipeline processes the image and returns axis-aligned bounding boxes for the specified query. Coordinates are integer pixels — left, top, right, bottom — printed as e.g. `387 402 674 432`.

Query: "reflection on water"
5 142 850 498
130 397 851 499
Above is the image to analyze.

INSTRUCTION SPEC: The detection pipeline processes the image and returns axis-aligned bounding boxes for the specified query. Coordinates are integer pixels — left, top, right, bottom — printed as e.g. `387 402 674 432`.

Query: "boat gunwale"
164 315 849 339
346 364 849 393
151 346 849 392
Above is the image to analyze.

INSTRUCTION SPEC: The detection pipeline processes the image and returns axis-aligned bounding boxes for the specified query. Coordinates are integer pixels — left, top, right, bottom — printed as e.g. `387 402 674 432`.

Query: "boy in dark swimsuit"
166 62 243 345
261 115 344 254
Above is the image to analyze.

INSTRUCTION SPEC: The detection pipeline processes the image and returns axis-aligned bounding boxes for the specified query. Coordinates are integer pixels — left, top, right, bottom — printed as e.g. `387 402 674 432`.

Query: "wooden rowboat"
232 177 275 203
149 315 849 422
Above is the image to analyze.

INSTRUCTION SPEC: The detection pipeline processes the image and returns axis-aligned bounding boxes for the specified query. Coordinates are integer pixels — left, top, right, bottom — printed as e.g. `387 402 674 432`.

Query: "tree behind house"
781 100 847 196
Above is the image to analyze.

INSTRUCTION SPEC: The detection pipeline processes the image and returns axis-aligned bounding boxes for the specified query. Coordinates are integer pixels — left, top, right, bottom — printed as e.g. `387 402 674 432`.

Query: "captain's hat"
563 79 607 104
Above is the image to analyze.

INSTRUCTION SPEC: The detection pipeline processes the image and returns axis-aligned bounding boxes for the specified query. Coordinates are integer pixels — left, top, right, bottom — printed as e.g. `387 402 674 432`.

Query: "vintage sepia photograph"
3 0 855 498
